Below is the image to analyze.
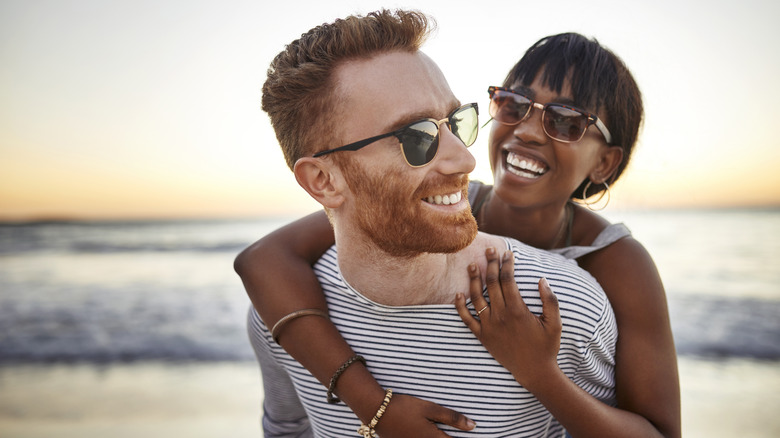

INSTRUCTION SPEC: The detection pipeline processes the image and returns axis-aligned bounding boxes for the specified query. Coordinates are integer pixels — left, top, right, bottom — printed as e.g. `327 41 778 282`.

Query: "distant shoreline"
2 204 780 225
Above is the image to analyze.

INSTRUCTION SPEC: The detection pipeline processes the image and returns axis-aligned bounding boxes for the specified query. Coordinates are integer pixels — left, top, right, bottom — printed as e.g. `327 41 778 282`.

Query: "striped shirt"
248 237 617 437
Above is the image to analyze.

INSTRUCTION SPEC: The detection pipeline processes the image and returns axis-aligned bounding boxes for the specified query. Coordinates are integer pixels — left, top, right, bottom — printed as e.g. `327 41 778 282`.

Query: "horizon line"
2 203 780 225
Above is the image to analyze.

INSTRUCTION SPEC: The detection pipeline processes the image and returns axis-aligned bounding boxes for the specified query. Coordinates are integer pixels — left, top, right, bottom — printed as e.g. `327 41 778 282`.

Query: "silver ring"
476 305 489 316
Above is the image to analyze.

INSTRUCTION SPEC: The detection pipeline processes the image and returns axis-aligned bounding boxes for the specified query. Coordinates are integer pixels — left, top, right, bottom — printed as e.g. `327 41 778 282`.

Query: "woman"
236 33 680 437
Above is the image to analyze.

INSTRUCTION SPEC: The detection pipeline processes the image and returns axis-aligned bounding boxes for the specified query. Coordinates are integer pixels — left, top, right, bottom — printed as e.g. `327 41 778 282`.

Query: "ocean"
1 209 779 437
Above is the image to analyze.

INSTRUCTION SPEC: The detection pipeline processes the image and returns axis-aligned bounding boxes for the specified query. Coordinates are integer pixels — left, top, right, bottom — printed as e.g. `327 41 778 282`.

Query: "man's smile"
424 190 463 205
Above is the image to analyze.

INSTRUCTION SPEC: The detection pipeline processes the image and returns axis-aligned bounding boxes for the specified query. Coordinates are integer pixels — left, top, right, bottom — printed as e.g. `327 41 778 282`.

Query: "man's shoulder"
504 236 577 267
506 236 610 314
313 245 341 278
471 233 586 280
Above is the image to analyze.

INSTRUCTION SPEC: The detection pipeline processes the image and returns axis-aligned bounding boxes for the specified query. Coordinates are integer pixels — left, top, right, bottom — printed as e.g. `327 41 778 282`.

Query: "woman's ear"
293 157 346 209
590 145 624 184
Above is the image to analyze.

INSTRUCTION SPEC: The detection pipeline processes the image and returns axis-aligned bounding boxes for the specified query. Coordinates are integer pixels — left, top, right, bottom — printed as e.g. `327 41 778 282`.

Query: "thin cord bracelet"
270 308 329 344
357 388 393 438
327 354 366 404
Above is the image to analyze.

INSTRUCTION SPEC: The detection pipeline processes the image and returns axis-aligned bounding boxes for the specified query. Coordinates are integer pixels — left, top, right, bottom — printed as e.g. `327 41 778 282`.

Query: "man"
249 9 616 437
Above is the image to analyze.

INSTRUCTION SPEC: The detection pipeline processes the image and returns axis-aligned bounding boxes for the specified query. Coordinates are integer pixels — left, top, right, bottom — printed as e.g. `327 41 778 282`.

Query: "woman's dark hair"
504 32 643 198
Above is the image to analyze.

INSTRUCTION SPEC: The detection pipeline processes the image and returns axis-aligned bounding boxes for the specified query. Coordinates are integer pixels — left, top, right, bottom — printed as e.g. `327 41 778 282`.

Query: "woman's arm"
456 247 680 438
235 211 335 335
578 237 681 437
235 210 474 436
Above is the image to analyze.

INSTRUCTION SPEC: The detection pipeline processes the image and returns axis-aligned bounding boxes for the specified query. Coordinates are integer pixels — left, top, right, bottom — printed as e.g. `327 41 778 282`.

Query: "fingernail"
541 277 549 288
468 263 477 273
467 419 477 429
486 247 495 256
503 250 512 262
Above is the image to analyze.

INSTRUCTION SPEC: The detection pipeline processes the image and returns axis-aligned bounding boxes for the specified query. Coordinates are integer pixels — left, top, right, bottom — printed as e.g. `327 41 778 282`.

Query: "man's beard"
339 157 478 258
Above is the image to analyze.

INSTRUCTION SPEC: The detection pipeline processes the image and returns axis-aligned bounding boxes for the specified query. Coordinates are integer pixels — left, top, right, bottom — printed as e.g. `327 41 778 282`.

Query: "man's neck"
335 231 506 306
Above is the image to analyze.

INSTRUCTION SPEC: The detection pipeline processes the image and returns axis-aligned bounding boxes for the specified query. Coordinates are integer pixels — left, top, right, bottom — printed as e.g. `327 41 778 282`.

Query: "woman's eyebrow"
513 85 534 98
553 97 580 107
514 85 581 108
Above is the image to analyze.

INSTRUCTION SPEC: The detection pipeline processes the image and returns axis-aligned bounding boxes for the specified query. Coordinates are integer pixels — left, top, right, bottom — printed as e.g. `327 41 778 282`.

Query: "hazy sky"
1 0 779 220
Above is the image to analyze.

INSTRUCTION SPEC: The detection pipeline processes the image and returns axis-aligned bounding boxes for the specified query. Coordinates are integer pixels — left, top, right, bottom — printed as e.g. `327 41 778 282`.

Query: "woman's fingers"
423 400 477 432
376 393 473 437
467 263 487 309
455 293 480 335
484 247 505 311
538 278 562 330
455 263 486 335
499 250 519 305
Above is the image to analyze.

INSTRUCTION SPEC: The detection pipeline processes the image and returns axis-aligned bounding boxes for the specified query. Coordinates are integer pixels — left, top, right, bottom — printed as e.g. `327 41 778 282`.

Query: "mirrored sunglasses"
487 86 612 144
313 103 479 167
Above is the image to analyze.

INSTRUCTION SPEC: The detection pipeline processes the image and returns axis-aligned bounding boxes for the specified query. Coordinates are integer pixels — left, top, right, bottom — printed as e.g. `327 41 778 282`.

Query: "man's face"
339 156 475 258
331 51 478 257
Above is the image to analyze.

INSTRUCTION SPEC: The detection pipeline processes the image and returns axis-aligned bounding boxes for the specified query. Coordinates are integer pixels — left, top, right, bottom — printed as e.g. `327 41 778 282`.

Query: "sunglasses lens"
397 104 479 167
543 105 589 142
490 90 531 124
451 104 479 148
398 120 439 166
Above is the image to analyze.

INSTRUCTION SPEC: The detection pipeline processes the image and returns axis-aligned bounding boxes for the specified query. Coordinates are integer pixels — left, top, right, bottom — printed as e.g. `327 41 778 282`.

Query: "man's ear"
293 157 347 209
590 145 624 184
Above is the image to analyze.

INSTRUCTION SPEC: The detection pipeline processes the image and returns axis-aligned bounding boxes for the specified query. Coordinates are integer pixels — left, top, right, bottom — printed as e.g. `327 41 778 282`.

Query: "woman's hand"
455 248 562 387
374 393 476 437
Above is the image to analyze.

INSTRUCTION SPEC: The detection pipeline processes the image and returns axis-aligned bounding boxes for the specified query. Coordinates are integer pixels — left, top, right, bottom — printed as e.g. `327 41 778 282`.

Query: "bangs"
503 33 615 113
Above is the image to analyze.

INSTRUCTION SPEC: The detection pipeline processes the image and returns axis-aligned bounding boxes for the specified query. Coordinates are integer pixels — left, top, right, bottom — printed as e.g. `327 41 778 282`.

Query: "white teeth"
425 191 462 205
508 167 540 178
507 152 546 177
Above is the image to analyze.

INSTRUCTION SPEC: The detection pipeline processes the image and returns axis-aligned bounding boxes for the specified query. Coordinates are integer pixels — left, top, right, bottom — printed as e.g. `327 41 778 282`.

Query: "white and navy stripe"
249 237 616 437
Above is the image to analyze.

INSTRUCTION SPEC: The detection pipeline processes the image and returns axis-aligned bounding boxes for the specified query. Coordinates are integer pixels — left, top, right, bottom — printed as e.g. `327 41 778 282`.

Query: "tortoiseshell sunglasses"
487 86 612 144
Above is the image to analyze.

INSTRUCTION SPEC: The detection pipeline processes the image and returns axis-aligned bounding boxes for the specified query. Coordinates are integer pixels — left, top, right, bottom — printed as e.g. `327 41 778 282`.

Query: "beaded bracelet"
327 354 367 404
270 308 329 344
357 388 393 438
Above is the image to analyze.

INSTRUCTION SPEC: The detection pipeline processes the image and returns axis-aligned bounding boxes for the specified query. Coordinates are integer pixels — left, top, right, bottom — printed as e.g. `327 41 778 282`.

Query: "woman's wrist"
512 360 565 395
327 354 366 403
333 361 390 424
357 388 393 437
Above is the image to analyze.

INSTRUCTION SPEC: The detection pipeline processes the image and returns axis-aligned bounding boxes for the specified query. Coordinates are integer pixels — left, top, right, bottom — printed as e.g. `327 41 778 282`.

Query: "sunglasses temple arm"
594 118 612 144
480 117 493 129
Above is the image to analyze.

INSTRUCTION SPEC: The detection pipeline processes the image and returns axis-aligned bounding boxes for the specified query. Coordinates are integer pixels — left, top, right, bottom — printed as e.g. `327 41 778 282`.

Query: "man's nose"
433 125 477 175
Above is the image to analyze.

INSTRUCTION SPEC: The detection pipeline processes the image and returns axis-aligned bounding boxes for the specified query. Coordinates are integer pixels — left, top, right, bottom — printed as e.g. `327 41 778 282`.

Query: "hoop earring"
581 180 611 211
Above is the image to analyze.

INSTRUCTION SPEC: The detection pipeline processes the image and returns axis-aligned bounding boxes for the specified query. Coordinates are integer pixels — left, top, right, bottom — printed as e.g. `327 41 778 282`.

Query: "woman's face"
488 73 612 209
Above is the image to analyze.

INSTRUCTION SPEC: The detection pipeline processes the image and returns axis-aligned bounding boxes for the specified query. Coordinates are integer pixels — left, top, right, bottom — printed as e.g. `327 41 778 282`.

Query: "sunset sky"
1 0 779 221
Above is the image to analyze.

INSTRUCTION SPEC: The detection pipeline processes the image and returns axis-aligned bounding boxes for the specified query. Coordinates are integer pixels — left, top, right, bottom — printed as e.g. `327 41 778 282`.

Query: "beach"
1 210 779 437
0 362 261 438
1 357 778 438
